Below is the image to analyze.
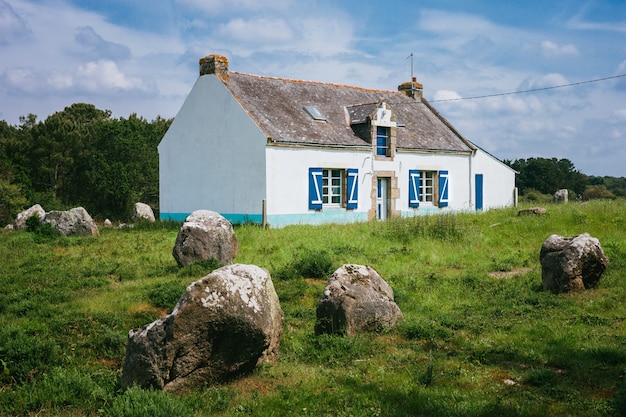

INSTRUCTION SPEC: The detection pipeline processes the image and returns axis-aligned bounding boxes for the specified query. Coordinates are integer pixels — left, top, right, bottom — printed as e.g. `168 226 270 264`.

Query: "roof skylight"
304 106 326 121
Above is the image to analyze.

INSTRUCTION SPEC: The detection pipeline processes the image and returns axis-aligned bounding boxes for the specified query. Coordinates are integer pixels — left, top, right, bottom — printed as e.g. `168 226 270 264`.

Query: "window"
408 169 449 208
309 167 359 210
420 171 435 203
304 106 327 121
322 169 342 206
376 126 390 156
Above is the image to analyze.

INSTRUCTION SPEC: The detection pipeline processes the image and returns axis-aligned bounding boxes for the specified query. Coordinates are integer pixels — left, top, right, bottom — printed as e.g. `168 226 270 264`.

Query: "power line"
430 73 626 102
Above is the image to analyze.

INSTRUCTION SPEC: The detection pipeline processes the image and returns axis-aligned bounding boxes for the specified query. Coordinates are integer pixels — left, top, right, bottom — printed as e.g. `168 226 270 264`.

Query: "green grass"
1 200 625 416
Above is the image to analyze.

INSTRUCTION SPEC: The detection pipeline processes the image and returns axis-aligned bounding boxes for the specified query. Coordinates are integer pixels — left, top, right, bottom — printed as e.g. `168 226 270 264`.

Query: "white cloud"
520 73 570 90
541 40 579 57
218 18 294 44
176 0 293 15
76 60 147 92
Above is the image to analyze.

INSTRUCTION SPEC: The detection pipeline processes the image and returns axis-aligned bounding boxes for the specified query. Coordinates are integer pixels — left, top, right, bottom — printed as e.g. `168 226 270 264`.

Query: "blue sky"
1 0 625 177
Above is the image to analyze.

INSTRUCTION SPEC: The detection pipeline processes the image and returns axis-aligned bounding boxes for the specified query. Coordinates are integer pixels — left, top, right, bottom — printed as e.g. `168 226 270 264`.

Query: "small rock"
518 207 547 216
132 202 155 222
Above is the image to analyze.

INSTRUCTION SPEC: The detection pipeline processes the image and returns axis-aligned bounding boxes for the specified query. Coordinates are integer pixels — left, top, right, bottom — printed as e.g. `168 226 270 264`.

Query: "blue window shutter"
438 170 449 207
347 168 358 209
409 170 420 208
309 168 323 210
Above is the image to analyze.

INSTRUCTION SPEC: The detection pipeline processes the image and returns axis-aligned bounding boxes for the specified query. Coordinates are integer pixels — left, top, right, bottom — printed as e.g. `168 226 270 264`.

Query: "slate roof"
221 71 476 153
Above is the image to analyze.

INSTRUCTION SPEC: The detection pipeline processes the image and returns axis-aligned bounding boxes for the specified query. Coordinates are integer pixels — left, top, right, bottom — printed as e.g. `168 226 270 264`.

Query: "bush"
25 213 58 240
104 386 193 417
583 184 616 200
275 249 334 280
521 188 552 203
147 280 187 310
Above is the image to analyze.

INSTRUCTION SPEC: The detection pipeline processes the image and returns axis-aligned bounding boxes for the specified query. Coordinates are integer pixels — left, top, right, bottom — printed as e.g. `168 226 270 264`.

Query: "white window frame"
420 171 435 204
322 169 343 207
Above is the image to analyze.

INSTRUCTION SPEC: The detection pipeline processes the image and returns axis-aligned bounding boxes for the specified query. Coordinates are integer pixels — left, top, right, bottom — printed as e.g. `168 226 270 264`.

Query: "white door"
377 177 389 220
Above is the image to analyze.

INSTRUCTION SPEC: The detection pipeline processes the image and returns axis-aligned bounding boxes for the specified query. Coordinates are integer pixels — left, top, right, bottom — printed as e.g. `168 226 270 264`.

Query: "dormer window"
376 127 390 156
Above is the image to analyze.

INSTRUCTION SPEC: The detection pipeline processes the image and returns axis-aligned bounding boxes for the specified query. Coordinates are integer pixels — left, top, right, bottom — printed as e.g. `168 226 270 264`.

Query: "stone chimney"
398 77 423 99
199 54 229 78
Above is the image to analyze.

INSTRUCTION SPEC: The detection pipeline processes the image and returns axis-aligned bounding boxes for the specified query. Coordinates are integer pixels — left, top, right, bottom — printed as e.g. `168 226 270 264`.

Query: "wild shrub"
176 257 221 277
275 248 334 280
521 188 552 203
147 280 188 310
25 213 58 241
583 184 616 200
103 386 193 417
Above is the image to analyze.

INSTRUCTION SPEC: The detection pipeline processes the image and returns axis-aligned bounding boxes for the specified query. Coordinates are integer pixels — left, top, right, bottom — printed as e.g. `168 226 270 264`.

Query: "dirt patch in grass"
488 267 533 279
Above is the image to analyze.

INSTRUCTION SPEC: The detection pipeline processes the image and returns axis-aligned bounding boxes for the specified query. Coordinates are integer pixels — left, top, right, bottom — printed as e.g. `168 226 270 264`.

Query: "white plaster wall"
158 75 267 217
471 148 517 209
265 147 474 215
392 152 472 212
265 147 372 216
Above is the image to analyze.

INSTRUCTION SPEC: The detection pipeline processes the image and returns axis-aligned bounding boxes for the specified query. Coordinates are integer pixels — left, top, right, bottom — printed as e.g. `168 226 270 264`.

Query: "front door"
377 177 389 220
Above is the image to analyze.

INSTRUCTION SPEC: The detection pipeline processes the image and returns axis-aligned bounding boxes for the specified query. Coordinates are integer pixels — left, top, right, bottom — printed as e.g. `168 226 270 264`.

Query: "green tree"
508 157 587 196
27 104 111 208
78 113 169 220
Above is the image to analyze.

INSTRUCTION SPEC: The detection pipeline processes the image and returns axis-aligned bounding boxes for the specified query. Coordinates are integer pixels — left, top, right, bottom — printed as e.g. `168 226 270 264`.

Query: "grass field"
1 200 625 416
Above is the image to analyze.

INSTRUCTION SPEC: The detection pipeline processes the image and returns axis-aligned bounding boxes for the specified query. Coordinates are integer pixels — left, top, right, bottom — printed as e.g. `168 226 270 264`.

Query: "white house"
158 54 516 227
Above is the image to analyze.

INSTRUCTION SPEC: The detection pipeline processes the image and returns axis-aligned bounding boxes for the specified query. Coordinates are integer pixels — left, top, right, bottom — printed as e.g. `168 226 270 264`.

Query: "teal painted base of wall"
160 212 263 224
267 211 369 228
160 211 368 228
161 208 450 228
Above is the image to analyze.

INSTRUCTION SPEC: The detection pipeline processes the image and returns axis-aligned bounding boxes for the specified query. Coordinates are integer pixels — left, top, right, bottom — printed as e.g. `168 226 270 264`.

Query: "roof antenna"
407 53 414 96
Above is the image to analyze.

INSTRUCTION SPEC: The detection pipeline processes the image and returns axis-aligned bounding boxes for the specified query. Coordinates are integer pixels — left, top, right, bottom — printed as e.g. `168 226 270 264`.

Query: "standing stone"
120 264 284 392
172 210 238 267
104 219 113 228
14 204 46 229
132 202 155 222
540 233 609 292
315 264 404 336
43 207 99 236
553 189 569 203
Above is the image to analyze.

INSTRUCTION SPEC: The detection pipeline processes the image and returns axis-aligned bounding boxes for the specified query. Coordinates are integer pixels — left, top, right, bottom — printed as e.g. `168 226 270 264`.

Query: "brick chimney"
199 54 229 78
398 77 423 99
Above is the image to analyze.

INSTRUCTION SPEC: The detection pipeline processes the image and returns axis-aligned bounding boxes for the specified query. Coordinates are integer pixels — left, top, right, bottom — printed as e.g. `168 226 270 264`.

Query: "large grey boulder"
553 189 569 203
540 233 609 292
315 264 404 336
43 207 99 236
120 264 284 392
172 210 238 267
132 202 155 222
14 204 46 229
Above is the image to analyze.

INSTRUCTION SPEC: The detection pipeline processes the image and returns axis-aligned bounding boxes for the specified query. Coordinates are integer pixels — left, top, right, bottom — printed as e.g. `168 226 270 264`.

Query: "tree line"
1 102 624 226
505 157 626 200
0 103 170 225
